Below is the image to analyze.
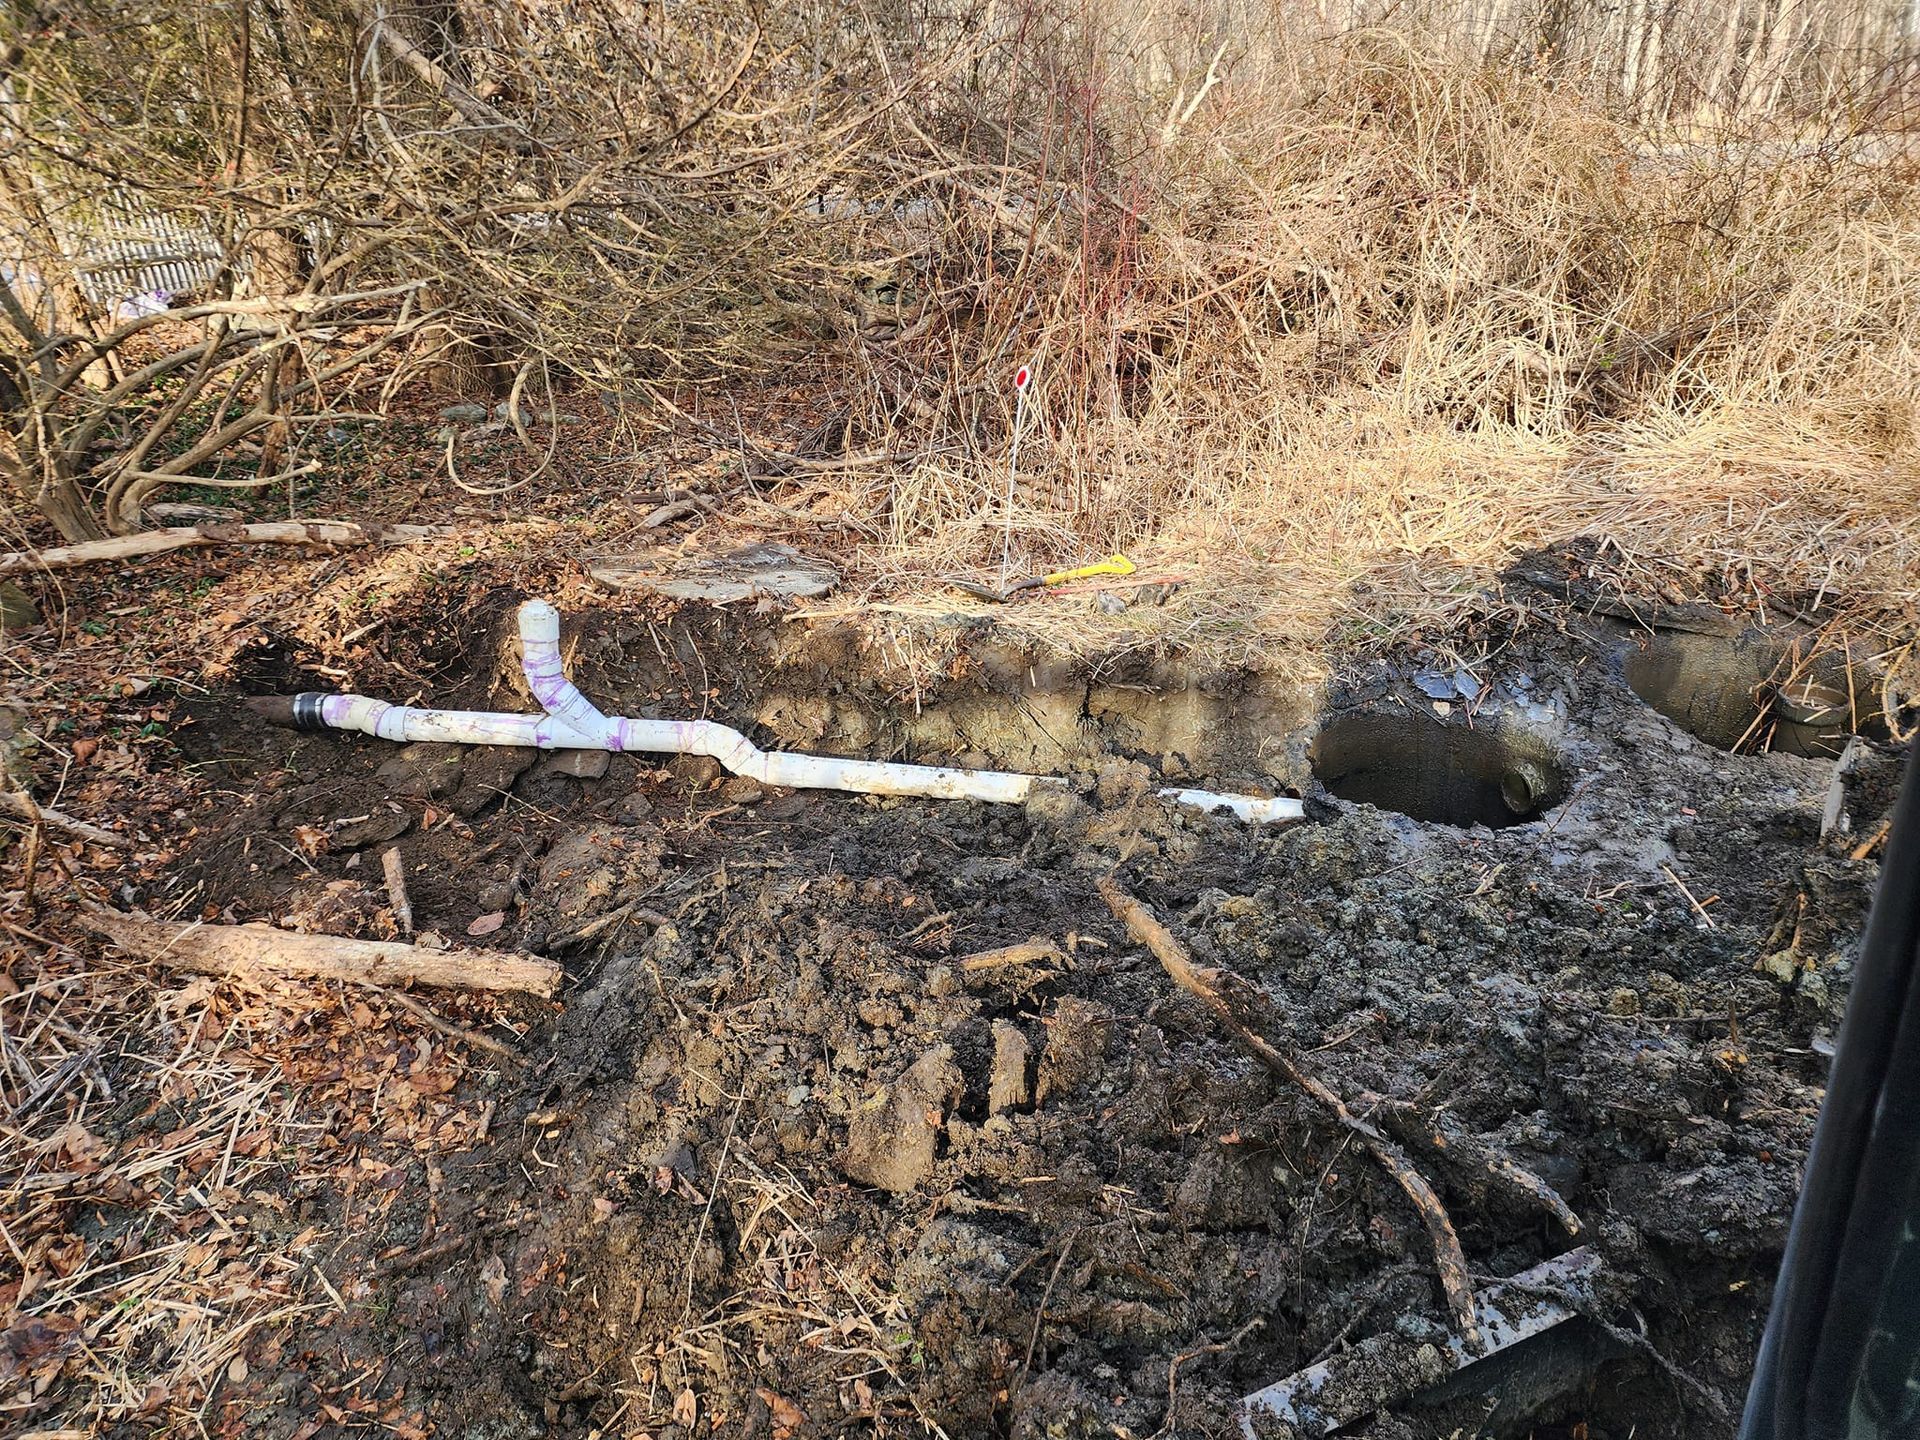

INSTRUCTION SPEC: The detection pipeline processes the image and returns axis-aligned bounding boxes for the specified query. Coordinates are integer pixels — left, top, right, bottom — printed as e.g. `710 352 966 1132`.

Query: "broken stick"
1365 1096 1582 1236
0 520 447 577
0 791 131 848
381 847 414 936
371 985 525 1066
958 937 1063 972
82 907 562 997
1096 875 1485 1355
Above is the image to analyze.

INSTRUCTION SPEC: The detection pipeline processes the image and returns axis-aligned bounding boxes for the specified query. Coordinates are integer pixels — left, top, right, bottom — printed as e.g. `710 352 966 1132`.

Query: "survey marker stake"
1000 362 1034 593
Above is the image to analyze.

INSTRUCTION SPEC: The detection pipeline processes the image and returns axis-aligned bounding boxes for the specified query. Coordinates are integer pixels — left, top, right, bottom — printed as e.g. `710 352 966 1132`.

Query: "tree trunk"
227 0 309 475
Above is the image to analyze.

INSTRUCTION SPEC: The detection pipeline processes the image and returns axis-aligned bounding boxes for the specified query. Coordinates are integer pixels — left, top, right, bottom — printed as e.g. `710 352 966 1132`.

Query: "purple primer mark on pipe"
524 663 570 708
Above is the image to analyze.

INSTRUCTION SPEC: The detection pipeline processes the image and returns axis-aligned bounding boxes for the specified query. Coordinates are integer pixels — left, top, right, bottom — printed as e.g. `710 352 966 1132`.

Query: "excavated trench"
1624 629 1890 758
186 593 1913 1440
1309 712 1567 828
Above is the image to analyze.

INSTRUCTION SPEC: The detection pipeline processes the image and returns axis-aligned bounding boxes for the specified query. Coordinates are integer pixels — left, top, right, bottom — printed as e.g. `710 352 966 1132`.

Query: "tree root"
1364 1096 1583 1236
1096 876 1485 1355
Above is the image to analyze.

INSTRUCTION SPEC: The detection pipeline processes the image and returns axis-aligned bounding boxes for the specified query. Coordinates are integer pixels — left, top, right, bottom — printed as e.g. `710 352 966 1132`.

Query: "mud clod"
454 744 539 814
841 1044 964 1193
989 1022 1034 1113
1036 997 1114 1102
719 776 765 804
532 823 663 924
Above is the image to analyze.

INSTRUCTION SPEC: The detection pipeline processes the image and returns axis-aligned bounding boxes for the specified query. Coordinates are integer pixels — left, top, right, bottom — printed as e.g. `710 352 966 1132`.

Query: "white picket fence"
55 190 230 313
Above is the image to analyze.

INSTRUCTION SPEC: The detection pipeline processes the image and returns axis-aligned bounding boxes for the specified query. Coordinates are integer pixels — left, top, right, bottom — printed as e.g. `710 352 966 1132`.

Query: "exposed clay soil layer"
156 593 1906 1440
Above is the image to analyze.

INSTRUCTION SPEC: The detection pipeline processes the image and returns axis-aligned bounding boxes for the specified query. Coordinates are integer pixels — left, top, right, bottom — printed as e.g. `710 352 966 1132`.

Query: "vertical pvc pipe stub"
518 599 562 640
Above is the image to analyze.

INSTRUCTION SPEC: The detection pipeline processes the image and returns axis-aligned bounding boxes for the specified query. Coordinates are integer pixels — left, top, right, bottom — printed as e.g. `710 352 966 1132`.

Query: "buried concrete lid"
590 542 839 603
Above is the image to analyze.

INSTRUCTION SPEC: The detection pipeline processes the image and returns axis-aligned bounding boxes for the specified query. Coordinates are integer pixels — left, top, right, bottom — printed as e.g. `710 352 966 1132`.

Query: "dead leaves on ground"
1 948 511 1434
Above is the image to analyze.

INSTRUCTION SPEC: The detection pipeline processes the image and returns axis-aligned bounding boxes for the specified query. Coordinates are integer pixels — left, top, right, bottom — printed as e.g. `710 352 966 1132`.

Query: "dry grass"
623 1154 936 1438
0 913 511 1433
8 3 1917 686
761 29 1920 680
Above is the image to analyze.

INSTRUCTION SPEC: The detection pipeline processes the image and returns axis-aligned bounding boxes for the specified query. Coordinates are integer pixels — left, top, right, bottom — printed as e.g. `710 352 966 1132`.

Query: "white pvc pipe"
296 600 1304 824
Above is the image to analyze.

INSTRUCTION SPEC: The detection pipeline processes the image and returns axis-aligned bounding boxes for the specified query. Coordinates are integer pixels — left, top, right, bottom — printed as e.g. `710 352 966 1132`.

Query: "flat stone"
375 742 468 799
0 581 40 632
451 746 539 817
329 805 413 851
758 793 806 820
590 542 839 604
719 776 764 804
540 749 611 780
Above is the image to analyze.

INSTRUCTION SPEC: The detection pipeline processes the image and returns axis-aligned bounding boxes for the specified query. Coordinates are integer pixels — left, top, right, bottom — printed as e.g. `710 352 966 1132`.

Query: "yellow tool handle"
1041 554 1136 586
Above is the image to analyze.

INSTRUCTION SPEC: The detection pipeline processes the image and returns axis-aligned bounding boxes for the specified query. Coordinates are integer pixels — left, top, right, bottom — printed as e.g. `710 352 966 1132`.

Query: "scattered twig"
552 898 672 948
9 1045 100 1121
370 986 525 1067
5 780 44 913
1097 875 1484 1354
1659 864 1718 929
1304 1259 1423 1367
0 520 448 576
898 908 953 944
682 1083 750 1316
381 847 414 936
378 1215 523 1276
639 497 706 529
1481 1271 1730 1420
1020 1227 1081 1385
1850 817 1892 861
1364 1097 1582 1235
1164 1315 1264 1420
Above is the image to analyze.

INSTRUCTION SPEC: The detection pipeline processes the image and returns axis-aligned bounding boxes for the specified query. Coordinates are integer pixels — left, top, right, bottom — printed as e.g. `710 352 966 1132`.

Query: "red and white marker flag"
1001 361 1035 588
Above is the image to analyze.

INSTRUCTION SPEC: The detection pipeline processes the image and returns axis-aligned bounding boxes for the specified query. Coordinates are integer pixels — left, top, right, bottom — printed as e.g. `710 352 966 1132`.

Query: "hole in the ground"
1624 632 1887 756
1309 712 1567 828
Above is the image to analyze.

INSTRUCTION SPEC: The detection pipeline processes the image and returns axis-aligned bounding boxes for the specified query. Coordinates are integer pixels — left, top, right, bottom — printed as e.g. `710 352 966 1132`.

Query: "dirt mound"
141 595 1904 1439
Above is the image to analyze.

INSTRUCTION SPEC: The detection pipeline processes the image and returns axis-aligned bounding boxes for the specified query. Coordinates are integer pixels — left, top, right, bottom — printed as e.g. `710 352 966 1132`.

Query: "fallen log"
0 520 448 577
1097 875 1485 1355
82 908 562 997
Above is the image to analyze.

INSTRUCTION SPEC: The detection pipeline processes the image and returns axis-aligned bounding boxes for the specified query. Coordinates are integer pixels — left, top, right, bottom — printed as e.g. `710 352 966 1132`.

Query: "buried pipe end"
245 694 331 731
244 695 298 728
291 693 332 731
1501 762 1548 815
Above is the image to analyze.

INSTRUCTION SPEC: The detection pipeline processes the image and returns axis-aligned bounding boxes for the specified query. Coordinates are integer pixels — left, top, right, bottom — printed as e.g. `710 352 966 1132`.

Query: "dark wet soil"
152 591 1908 1440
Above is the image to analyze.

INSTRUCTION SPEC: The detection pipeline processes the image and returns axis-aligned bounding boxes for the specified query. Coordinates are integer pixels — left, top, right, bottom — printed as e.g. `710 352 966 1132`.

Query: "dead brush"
624 1155 942 1436
0 907 505 1433
811 21 1920 665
